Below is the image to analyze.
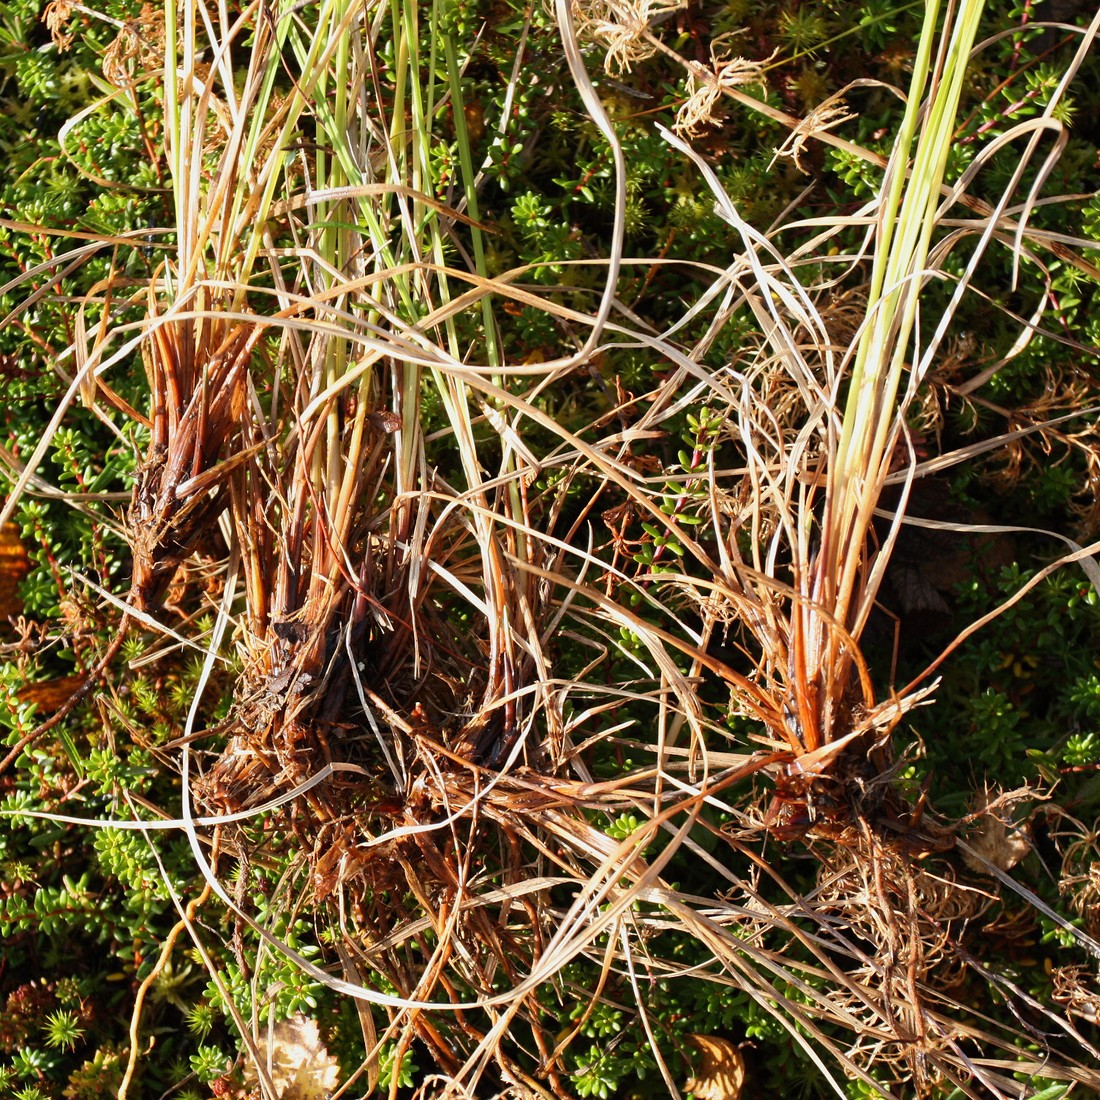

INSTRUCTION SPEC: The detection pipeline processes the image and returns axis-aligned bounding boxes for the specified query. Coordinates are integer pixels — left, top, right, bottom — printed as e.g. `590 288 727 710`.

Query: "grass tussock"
3 0 1100 1097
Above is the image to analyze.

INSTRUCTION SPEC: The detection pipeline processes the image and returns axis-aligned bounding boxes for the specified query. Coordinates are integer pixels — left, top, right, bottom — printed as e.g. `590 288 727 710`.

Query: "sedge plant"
5 0 1100 1098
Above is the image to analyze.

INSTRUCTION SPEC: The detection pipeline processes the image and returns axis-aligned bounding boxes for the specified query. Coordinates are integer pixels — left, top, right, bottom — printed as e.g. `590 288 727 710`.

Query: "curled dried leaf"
243 1014 340 1100
0 522 29 621
684 1034 745 1100
961 787 1036 874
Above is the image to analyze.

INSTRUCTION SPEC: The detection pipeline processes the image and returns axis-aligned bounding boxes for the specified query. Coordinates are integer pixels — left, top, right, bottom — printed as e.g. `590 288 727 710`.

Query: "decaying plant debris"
4 0 1100 1097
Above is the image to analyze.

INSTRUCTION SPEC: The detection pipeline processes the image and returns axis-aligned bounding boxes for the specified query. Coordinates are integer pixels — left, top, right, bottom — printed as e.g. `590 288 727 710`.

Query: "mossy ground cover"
1 2 1100 1098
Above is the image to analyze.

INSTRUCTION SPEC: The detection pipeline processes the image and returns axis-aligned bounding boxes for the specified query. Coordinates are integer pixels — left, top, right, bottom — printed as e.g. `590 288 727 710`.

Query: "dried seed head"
43 1 74 52
1050 964 1100 1024
771 99 855 173
571 0 686 75
102 4 163 88
674 45 770 139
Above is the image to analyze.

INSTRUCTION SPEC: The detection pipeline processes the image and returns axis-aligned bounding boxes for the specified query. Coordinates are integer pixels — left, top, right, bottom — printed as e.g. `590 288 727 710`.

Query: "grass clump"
1 1 1100 1098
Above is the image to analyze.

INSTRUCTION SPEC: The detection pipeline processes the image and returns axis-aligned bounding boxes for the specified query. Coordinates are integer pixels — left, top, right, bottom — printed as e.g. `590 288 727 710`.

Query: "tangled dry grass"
4 0 1100 1097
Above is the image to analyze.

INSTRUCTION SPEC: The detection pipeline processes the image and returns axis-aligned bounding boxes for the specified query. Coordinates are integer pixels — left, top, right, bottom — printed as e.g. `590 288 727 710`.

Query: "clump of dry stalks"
7 0 1100 1097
